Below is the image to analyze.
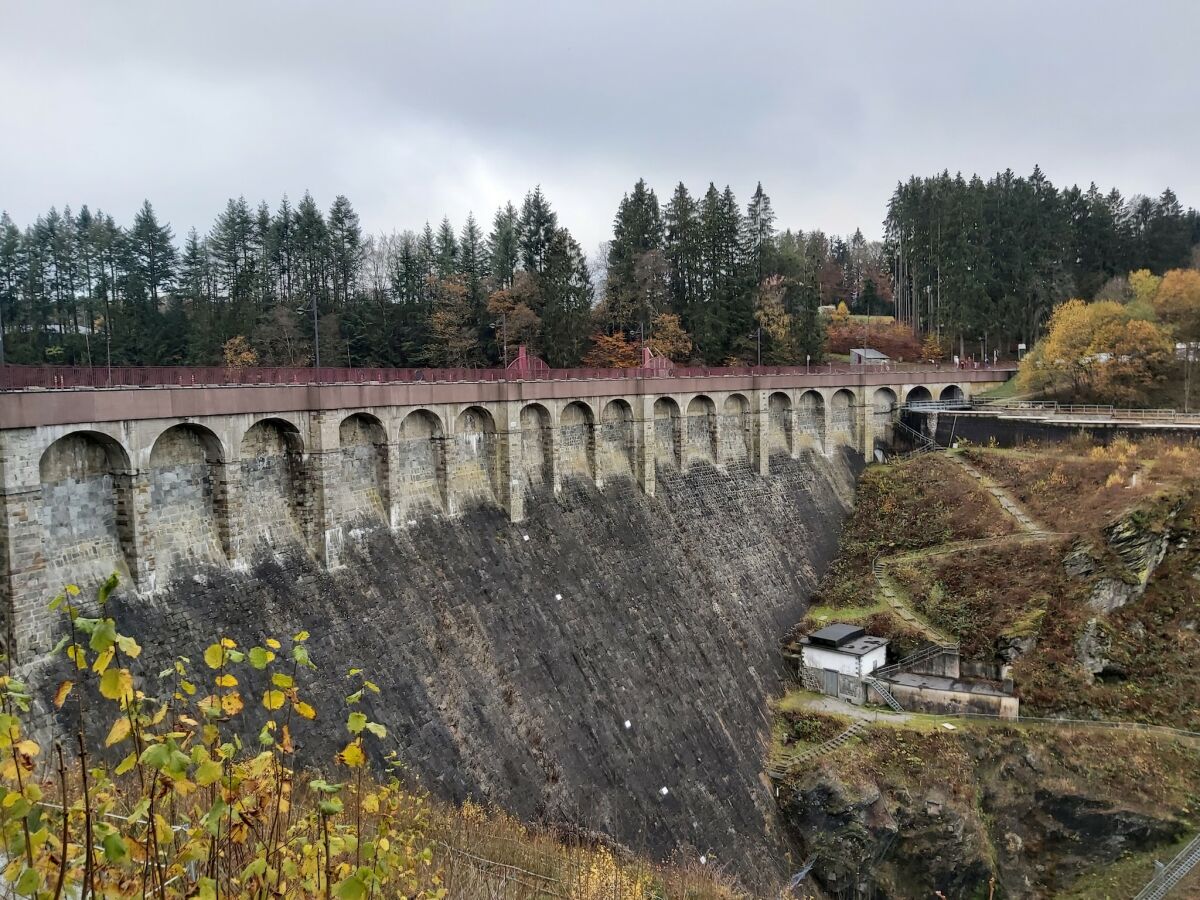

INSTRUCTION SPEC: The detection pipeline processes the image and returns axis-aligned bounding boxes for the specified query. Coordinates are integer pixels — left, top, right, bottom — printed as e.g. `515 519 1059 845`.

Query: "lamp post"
491 313 508 367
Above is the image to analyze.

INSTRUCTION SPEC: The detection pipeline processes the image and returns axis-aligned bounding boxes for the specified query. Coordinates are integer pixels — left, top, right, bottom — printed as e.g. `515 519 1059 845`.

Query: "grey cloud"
2 0 1197 252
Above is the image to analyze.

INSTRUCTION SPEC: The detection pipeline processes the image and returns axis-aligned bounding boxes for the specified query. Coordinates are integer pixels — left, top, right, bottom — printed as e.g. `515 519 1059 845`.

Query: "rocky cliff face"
60 450 860 892
779 727 1195 899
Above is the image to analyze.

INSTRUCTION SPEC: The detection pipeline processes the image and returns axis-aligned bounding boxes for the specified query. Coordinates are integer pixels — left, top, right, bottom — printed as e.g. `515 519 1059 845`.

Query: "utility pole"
492 313 508 367
312 292 320 368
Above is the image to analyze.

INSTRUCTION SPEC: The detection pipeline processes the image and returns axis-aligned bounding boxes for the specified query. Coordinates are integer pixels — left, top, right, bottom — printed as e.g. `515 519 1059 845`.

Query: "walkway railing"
1133 831 1200 900
0 361 1017 391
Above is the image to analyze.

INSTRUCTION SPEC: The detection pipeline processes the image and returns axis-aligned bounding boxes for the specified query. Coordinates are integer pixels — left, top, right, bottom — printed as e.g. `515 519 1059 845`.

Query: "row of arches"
33 384 962 588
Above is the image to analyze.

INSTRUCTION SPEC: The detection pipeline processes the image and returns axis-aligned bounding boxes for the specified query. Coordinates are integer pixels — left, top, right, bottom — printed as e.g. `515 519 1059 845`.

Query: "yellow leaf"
92 645 115 675
220 637 237 649
66 645 87 670
221 692 245 716
104 718 131 748
15 740 40 760
361 793 379 814
151 704 169 725
117 634 142 659
66 584 81 596
293 701 316 720
265 638 281 650
99 668 134 703
215 673 238 688
280 725 294 754
262 690 286 711
293 630 310 642
53 681 74 709
115 752 137 775
203 644 225 670
338 741 366 768
172 778 197 797
195 757 223 787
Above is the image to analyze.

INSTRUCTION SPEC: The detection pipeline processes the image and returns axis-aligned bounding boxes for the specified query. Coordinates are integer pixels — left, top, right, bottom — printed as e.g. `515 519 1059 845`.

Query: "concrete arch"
940 384 966 404
599 398 636 481
397 409 448 515
797 390 826 450
767 392 793 456
452 405 500 508
147 423 231 577
685 394 718 468
339 413 390 523
39 430 138 588
720 393 752 463
652 397 682 469
519 402 554 487
871 387 898 449
559 400 596 481
830 388 858 446
239 418 308 551
905 385 934 405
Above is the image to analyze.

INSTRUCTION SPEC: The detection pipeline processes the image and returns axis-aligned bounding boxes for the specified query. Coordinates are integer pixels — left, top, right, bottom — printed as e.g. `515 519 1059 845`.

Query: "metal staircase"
1134 832 1200 900
863 676 904 713
872 641 960 680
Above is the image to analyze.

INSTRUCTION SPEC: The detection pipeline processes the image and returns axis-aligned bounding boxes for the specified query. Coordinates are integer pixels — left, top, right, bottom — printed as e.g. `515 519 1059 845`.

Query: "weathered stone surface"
33 450 858 892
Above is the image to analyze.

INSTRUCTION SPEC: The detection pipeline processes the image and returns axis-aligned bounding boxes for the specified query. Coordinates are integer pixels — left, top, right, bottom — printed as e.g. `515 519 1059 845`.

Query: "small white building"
799 624 889 701
850 348 890 366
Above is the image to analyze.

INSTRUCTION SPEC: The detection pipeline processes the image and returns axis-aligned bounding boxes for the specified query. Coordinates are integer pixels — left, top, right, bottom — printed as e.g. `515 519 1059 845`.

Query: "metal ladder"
863 676 904 713
1134 832 1200 900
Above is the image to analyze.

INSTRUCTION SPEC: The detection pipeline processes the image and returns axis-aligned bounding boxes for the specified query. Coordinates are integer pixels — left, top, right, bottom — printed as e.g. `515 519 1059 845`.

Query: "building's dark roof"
850 348 890 359
808 623 865 648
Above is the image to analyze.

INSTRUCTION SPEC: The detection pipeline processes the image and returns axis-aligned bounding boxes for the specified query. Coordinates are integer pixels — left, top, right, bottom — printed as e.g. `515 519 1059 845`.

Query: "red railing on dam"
0 361 1017 391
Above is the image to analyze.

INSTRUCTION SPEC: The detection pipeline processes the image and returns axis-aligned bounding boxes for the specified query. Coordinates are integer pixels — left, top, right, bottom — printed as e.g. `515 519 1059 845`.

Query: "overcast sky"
3 1 1198 254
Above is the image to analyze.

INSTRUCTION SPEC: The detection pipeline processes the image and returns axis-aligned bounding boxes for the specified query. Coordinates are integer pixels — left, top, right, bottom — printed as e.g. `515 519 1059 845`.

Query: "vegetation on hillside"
0 575 738 899
774 712 1200 898
793 454 1014 652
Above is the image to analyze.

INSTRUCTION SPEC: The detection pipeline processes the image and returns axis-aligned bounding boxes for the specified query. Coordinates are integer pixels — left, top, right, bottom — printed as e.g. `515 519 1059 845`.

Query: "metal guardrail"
1133 831 1200 900
872 641 960 680
0 361 1018 391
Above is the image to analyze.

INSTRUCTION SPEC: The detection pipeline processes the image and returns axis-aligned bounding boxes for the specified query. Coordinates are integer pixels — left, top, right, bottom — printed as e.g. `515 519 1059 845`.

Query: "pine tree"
539 228 592 366
743 182 776 284
434 216 458 279
518 187 557 274
128 200 177 306
605 178 665 333
327 195 364 307
486 203 520 289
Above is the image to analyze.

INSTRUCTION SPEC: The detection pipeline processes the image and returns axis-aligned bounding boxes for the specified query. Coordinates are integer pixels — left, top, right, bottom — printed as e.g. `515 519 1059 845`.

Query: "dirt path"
868 449 1057 644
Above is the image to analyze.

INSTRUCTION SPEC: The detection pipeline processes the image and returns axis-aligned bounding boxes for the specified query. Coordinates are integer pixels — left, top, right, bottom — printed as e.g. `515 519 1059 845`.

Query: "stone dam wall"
31 451 859 890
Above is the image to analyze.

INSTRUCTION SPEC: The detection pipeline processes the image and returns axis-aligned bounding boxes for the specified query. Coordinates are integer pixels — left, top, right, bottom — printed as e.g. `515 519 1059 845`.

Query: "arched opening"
652 397 682 470
452 406 499 508
559 401 596 481
940 384 966 404
339 413 390 524
685 395 718 468
872 387 898 449
519 403 554 488
906 386 933 406
239 418 307 551
767 392 793 456
147 423 229 579
830 389 858 446
397 410 447 515
39 431 137 588
798 390 826 450
599 399 636 481
720 393 752 463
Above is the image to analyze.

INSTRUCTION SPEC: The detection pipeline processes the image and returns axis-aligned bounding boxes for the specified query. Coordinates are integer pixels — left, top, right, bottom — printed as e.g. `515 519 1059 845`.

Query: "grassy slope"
791 454 1015 652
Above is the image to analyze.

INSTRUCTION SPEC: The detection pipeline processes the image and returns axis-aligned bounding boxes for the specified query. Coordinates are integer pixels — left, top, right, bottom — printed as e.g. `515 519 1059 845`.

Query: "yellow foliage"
1018 298 1173 404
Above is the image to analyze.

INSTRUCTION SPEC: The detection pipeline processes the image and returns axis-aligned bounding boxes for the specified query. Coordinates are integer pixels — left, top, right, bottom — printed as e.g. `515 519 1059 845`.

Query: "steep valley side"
47 450 862 892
